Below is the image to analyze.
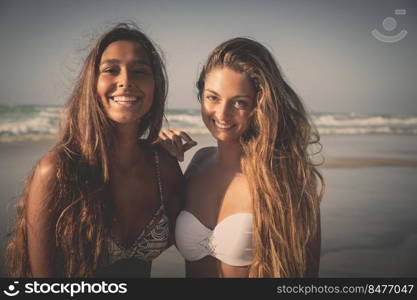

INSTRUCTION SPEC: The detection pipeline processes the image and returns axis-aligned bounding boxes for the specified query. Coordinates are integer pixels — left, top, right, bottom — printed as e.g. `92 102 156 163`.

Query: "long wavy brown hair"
197 38 324 277
6 22 168 277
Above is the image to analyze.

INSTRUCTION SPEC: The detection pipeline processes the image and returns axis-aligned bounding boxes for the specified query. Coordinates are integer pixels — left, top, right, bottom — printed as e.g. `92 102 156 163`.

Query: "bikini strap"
154 150 165 209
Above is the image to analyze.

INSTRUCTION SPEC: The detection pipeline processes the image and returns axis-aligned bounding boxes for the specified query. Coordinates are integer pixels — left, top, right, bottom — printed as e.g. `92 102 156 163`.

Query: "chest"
111 170 159 205
185 168 251 228
109 164 162 246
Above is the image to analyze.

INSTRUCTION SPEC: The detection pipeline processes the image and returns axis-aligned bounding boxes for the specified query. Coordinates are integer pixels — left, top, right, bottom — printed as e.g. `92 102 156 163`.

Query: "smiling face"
201 67 256 143
97 40 155 125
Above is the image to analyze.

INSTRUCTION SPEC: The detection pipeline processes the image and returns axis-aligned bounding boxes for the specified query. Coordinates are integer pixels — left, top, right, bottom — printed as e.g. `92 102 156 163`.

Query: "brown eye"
205 95 217 101
132 67 152 76
234 100 248 109
101 66 118 75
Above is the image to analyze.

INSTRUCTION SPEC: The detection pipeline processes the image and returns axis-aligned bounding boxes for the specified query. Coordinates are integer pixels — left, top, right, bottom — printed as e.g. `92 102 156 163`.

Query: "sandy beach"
1 134 417 277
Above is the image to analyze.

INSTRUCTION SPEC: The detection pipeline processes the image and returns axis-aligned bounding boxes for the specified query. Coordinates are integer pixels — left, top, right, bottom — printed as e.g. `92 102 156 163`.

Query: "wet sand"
1 134 416 277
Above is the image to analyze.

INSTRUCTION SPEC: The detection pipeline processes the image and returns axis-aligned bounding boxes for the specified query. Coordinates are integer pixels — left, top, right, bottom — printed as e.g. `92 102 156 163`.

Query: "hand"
158 129 197 162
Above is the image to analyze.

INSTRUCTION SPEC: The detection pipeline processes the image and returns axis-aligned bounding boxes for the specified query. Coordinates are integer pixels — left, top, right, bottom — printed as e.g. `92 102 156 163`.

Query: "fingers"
162 130 183 161
157 129 198 162
178 131 194 144
183 141 197 152
158 131 179 159
178 131 197 152
172 134 184 162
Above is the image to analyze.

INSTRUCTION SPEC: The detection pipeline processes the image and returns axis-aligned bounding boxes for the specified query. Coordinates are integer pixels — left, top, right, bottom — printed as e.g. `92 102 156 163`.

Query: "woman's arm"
26 152 58 277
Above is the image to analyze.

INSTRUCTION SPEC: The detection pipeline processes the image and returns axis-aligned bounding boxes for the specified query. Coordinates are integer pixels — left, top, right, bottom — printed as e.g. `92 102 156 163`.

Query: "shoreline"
322 156 417 168
1 137 417 169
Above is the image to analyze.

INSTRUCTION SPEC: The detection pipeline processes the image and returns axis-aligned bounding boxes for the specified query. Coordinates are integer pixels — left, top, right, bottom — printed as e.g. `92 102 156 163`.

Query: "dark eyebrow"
100 59 151 66
205 89 252 99
232 95 252 100
204 89 220 96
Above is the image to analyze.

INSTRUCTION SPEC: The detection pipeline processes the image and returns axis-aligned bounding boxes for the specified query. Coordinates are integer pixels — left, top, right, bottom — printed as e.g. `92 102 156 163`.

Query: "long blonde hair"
197 38 324 277
6 23 168 277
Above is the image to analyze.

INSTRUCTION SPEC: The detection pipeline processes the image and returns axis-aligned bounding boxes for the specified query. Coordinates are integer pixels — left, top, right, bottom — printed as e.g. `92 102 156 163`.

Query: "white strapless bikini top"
175 210 253 266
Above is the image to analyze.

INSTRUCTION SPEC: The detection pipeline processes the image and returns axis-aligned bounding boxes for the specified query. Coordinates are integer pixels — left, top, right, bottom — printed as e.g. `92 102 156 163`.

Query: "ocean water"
1 105 417 142
0 105 61 142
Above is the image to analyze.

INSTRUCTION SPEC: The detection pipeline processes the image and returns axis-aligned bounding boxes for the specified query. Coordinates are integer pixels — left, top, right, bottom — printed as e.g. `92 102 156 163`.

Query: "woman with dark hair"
7 23 183 278
160 37 324 277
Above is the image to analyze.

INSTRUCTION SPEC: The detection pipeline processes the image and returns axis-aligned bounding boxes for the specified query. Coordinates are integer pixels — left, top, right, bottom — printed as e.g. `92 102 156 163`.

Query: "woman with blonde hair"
7 23 183 277
160 37 324 277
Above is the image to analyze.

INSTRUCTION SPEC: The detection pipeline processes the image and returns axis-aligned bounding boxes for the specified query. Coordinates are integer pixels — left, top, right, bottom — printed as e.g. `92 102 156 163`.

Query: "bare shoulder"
185 147 217 179
34 150 59 182
27 150 59 214
191 147 217 163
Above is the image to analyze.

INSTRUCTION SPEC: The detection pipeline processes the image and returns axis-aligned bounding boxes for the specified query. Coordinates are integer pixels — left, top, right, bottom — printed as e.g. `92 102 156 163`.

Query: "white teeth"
112 96 138 102
215 121 233 129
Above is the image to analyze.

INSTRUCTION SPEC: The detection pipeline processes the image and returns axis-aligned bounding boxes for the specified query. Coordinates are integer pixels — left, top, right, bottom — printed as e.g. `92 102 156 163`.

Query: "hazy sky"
0 0 416 114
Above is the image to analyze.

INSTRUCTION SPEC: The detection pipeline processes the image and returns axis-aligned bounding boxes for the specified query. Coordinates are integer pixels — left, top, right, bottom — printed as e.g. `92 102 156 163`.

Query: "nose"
117 69 133 88
216 101 232 121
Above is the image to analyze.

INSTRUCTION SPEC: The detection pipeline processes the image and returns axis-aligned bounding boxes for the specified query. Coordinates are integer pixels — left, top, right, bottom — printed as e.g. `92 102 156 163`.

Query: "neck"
112 123 144 168
215 140 242 172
